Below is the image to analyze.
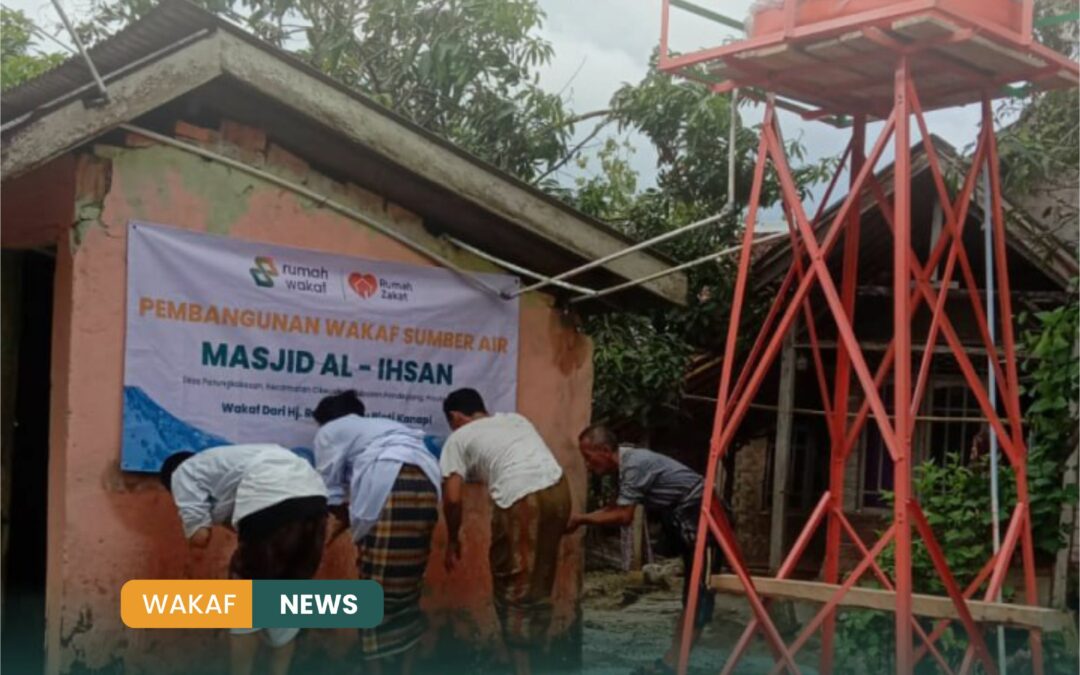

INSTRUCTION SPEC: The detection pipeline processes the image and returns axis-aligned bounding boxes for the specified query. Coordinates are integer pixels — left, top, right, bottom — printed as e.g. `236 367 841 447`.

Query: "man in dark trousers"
160 444 328 675
568 424 726 675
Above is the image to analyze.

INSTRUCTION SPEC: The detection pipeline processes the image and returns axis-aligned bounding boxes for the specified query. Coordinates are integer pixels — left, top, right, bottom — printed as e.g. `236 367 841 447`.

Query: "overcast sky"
8 0 996 221
533 0 993 219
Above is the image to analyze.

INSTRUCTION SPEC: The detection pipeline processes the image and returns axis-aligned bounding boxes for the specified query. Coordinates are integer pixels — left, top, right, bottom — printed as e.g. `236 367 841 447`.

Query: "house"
665 137 1076 575
0 2 688 672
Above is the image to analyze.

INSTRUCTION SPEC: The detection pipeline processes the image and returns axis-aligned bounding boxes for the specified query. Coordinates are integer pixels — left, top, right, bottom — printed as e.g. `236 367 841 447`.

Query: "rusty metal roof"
2 1 217 123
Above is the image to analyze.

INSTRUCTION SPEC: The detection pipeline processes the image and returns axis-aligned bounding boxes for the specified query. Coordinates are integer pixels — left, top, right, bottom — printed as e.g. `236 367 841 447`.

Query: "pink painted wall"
34 125 591 673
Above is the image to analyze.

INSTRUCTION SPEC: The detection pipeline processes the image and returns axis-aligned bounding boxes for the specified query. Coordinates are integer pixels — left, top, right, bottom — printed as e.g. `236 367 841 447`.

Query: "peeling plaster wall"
44 128 591 673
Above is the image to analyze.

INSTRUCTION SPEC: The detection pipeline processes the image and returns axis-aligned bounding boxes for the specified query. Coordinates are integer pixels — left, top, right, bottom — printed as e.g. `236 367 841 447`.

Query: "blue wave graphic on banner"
122 387 231 472
122 387 318 472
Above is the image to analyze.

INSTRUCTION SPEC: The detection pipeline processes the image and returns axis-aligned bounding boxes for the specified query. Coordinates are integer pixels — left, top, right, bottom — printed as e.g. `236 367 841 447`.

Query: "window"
857 378 986 509
925 381 983 466
859 388 893 509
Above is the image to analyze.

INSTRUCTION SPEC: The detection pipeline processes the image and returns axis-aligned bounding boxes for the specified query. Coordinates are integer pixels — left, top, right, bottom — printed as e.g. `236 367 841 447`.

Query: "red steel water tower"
657 1 1079 673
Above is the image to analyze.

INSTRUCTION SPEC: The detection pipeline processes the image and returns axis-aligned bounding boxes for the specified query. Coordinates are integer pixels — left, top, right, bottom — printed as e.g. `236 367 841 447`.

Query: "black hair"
442 388 487 418
313 390 366 425
159 451 196 491
578 424 618 451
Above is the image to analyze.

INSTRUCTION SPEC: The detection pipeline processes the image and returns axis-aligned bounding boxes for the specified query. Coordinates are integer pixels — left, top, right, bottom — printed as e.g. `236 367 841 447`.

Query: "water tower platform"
660 2 1079 117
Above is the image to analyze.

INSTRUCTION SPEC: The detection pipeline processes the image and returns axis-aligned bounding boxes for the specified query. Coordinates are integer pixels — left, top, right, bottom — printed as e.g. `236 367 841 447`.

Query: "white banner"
122 222 520 471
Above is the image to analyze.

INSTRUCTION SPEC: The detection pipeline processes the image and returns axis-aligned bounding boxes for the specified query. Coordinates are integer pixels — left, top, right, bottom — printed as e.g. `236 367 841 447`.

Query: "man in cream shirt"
439 388 570 675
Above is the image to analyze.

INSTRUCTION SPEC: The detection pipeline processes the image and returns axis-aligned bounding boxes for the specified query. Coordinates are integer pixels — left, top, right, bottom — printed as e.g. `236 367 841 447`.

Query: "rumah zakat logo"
348 272 413 302
348 272 379 299
250 256 279 288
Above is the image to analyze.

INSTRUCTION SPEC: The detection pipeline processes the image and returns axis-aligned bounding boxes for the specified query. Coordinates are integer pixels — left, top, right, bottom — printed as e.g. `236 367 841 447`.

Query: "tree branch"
531 117 614 185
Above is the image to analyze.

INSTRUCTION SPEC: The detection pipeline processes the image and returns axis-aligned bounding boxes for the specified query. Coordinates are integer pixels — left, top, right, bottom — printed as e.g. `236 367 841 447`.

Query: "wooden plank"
768 327 797 572
891 15 957 42
1051 449 1078 609
1033 68 1080 90
936 36 1046 78
738 43 826 74
705 60 733 81
710 574 1074 632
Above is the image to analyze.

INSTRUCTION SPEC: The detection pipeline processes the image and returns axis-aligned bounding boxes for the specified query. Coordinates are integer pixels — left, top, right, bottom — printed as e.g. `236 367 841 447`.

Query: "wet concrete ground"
580 569 819 675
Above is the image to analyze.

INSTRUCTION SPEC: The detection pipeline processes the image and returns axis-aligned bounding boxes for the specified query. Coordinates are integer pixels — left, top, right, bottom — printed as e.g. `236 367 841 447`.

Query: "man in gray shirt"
568 424 724 675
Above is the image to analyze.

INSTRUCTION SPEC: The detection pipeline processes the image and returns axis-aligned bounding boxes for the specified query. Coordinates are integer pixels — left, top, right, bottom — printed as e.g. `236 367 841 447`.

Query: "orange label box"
121 580 253 629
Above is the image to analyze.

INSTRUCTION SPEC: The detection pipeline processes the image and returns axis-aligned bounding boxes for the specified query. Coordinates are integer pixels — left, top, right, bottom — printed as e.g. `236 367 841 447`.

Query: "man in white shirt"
439 388 570 675
160 444 328 675
312 390 441 675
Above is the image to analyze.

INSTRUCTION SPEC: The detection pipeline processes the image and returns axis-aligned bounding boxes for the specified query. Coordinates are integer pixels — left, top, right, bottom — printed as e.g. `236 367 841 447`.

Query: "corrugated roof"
2 1 216 123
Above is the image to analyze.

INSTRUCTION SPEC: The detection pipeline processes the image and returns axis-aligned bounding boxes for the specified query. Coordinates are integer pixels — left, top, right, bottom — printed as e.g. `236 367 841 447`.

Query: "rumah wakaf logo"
250 256 278 288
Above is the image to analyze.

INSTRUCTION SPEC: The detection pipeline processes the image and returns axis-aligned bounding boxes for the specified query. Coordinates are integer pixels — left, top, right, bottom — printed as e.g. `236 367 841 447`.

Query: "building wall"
731 438 771 566
32 124 591 673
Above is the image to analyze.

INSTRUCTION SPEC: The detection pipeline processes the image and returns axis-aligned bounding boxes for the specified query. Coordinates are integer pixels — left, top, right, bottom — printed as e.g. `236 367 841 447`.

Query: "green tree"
995 0 1079 232
82 0 588 181
1 7 65 91
566 55 831 430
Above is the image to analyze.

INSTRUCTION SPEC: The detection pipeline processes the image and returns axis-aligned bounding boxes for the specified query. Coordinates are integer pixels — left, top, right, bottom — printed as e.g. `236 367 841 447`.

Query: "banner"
122 222 519 471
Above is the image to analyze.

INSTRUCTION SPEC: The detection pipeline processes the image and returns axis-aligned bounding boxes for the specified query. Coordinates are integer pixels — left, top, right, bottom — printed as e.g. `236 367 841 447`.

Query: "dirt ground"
580 565 820 675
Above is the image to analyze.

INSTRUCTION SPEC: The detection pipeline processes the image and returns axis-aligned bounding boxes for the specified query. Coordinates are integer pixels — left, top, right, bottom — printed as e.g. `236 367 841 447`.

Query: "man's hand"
565 513 585 534
189 527 212 548
326 506 350 545
183 528 211 579
444 538 461 572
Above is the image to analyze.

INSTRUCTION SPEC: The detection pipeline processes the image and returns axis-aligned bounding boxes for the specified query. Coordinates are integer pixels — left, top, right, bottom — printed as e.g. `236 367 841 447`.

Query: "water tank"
748 0 1024 39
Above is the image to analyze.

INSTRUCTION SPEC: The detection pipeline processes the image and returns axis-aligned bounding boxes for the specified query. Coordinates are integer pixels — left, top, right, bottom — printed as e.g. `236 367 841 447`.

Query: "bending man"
568 425 726 675
160 444 328 675
312 391 441 675
439 388 571 675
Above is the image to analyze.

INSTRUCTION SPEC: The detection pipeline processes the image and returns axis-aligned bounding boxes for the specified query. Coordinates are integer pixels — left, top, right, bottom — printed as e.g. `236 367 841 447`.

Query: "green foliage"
836 300 1080 671
995 0 1079 217
1 7 65 91
834 609 893 674
1021 304 1080 464
569 138 639 223
997 87 1080 196
1020 302 1080 556
81 0 577 181
568 60 833 429
610 52 832 216
584 312 692 431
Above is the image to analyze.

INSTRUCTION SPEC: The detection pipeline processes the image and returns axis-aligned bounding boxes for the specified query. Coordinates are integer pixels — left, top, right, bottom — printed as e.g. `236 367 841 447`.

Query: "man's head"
442 388 488 430
578 424 620 475
313 390 365 426
159 451 196 491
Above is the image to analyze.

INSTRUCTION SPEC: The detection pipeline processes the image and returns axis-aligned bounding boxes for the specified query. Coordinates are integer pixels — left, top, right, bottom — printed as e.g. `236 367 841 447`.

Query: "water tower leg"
819 113 866 675
892 56 915 675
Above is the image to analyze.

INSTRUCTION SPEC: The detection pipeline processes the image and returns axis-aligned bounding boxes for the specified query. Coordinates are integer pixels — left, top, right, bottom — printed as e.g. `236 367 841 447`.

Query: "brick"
266 143 309 178
220 120 267 154
174 121 217 145
123 132 157 148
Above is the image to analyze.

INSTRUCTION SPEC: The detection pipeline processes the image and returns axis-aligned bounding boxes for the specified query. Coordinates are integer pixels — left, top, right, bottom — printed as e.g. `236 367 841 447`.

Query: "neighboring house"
0 2 688 672
662 137 1076 575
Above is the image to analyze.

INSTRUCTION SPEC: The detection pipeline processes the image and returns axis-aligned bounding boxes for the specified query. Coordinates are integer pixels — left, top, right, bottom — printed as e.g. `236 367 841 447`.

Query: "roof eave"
1 8 688 307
